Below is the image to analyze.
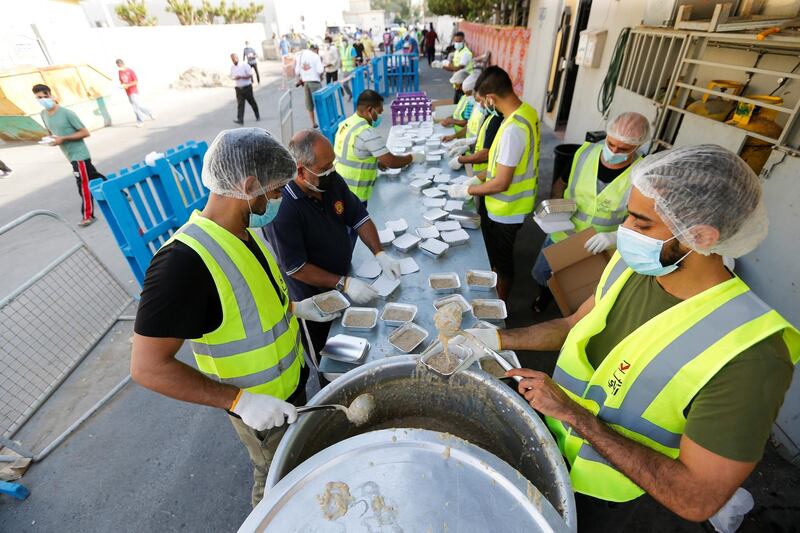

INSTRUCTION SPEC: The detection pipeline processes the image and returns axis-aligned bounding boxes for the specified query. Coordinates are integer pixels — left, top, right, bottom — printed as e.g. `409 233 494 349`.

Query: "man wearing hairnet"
464 145 798 528
131 129 340 507
531 112 650 312
440 69 475 132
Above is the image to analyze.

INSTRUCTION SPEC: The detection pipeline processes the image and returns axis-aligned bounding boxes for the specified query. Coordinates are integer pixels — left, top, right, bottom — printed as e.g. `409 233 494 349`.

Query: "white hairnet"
201 128 296 200
631 144 768 258
607 112 650 146
462 72 480 92
449 69 469 86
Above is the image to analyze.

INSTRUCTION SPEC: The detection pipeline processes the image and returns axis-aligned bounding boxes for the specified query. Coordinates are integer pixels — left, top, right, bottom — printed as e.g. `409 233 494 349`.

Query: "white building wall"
272 0 348 39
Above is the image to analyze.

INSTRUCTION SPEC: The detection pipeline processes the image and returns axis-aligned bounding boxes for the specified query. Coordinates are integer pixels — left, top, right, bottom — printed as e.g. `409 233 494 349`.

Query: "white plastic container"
392 232 422 252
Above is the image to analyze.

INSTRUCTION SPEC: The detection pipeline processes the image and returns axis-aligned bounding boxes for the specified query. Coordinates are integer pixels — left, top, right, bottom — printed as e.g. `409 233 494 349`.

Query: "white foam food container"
388 322 429 354
382 167 402 176
422 197 446 208
436 183 451 192
470 299 508 322
399 257 419 274
380 302 418 326
444 200 464 212
312 290 350 314
465 269 498 291
392 232 422 252
415 225 440 239
354 259 382 279
432 293 471 313
419 238 449 258
441 228 470 246
435 220 461 232
428 272 461 294
424 208 449 222
378 228 395 245
432 174 452 184
422 188 446 198
341 307 379 331
426 155 442 163
386 218 409 233
450 175 472 184
427 149 446 156
410 179 432 192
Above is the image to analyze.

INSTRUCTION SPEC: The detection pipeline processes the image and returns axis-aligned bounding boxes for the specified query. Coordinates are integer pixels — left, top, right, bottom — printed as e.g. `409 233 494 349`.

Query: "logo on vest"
334 200 344 215
607 360 630 396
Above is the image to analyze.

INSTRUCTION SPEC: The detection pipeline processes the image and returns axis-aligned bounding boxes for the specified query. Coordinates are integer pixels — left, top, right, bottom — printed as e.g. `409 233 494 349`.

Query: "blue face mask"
370 110 383 128
38 98 55 111
602 143 631 165
616 226 692 276
248 197 281 227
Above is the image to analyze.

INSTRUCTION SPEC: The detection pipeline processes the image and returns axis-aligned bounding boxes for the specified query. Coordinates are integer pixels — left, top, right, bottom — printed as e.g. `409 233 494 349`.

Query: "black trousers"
71 159 106 220
575 493 640 532
325 71 338 84
454 87 463 104
235 85 260 122
426 46 435 65
248 62 260 83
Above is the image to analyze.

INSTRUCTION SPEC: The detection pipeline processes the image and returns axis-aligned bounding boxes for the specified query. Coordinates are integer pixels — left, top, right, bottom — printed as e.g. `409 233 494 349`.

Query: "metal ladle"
421 330 523 383
296 393 376 426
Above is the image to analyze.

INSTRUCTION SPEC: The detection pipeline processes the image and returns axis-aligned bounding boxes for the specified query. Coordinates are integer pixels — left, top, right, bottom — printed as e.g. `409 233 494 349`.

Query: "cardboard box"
431 98 456 122
543 228 612 316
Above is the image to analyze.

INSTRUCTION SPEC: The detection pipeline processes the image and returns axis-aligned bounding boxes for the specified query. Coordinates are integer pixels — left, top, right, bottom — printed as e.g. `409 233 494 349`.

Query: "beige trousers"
228 414 288 508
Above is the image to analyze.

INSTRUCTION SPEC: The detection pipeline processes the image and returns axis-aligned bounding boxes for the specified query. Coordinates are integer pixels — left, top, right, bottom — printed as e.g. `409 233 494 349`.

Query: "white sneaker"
136 122 143 128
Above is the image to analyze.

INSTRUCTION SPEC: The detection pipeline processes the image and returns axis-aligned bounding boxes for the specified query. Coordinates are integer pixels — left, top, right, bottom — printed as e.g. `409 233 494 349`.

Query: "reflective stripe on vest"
172 212 304 400
472 112 492 173
547 252 800 502
485 102 540 224
334 114 378 201
551 142 639 243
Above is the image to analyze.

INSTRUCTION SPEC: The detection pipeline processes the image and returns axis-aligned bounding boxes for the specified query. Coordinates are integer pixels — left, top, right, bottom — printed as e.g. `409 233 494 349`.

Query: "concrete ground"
1 59 799 532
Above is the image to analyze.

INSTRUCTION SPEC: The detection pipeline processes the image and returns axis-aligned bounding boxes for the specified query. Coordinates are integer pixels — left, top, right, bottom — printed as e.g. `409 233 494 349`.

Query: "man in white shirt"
295 44 324 128
322 37 341 85
230 53 259 125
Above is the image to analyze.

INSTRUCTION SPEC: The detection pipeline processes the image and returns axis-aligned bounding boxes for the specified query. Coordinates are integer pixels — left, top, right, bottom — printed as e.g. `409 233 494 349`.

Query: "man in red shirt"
116 59 154 127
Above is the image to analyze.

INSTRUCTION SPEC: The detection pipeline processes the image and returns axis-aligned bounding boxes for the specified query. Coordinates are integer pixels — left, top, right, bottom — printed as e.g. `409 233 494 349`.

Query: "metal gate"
0 210 134 460
279 89 293 145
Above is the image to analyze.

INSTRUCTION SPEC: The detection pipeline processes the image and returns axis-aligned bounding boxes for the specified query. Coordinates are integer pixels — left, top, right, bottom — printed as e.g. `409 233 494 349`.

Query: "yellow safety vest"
334 113 378 201
548 252 800 502
465 103 484 141
341 44 355 72
471 112 492 173
551 141 641 243
485 102 540 223
452 45 474 83
451 95 474 133
171 211 304 400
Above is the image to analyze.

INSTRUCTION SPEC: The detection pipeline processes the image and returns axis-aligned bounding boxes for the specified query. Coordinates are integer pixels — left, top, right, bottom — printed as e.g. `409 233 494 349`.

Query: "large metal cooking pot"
267 356 576 530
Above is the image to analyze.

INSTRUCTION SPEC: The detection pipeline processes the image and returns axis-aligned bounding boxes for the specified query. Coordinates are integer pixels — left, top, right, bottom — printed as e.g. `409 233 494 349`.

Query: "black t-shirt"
597 162 628 184
134 233 284 339
481 112 503 150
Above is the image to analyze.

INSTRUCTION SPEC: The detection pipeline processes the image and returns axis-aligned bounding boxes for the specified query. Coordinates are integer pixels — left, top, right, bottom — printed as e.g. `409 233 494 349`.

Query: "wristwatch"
336 276 347 292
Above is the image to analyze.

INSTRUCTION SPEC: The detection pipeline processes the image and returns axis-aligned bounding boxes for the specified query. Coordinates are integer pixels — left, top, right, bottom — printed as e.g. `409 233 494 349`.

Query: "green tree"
115 0 157 26
165 0 197 25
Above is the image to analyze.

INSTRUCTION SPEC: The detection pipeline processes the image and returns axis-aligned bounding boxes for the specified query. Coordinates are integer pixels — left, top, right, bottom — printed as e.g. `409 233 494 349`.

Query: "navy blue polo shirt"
265 175 370 300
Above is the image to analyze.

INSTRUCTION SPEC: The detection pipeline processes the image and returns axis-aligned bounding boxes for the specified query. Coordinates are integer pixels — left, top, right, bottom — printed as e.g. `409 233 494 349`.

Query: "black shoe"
233 120 244 125
255 117 261 121
532 285 553 313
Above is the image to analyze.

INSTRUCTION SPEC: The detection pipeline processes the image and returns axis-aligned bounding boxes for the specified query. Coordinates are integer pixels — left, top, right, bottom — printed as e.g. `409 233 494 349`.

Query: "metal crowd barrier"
371 54 420 97
0 210 135 461
279 90 293 145
89 141 209 287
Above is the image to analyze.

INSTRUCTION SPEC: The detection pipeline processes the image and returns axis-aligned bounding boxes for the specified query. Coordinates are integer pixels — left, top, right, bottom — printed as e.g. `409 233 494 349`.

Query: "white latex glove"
375 251 402 280
448 156 463 170
231 391 297 431
460 137 477 148
466 177 483 186
584 232 617 255
464 328 501 351
448 183 472 199
291 298 341 322
447 144 469 158
344 277 378 303
411 151 426 163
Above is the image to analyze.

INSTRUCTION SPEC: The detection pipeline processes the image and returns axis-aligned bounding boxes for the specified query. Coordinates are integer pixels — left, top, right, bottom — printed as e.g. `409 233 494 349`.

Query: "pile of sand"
171 67 235 89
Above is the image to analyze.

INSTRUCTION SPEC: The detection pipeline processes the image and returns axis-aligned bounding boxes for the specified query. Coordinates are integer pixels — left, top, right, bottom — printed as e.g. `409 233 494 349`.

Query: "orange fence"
459 22 531 95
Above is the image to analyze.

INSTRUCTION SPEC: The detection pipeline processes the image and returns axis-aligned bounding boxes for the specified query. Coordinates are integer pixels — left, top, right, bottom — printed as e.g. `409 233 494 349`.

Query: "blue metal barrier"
371 54 419 97
89 141 209 287
312 83 347 144
350 65 370 112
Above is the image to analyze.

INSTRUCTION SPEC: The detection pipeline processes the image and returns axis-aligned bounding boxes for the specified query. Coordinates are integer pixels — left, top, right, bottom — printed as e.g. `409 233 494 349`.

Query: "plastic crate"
390 92 431 124
89 141 208 286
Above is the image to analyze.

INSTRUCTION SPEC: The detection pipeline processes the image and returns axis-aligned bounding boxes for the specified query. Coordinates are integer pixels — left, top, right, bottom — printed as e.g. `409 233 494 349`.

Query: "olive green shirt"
585 272 793 462
41 107 91 162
